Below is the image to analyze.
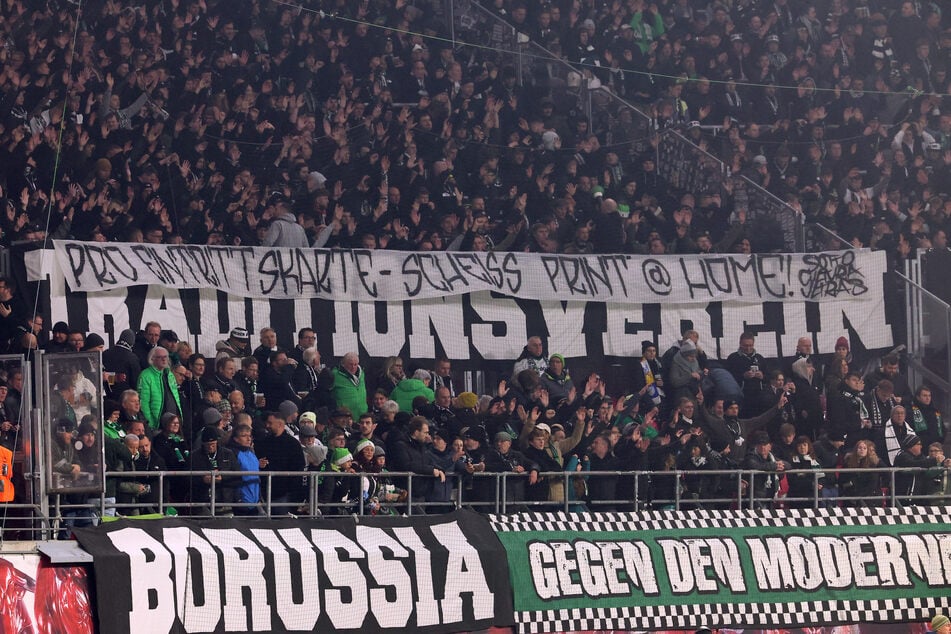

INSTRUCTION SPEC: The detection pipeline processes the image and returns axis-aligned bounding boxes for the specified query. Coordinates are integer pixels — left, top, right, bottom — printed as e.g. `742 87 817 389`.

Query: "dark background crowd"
0 0 949 520
0 0 945 260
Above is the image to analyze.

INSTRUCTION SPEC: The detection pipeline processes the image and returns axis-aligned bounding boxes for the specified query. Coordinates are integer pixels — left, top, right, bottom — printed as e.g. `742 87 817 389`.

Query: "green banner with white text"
490 507 951 632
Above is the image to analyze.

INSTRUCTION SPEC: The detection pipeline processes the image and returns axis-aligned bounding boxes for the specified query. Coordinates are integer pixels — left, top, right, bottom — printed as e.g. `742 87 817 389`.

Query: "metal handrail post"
209 470 216 517
265 472 272 517
563 471 570 513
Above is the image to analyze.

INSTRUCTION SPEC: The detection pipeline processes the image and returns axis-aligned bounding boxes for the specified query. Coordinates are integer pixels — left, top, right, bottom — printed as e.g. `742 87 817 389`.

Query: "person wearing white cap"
215 327 252 359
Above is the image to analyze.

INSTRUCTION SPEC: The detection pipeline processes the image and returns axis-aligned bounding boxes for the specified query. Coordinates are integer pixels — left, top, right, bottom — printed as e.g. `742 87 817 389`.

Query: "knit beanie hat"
332 447 353 467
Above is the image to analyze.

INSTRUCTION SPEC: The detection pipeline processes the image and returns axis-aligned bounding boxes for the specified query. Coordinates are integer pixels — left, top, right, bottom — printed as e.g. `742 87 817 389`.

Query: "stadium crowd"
7 319 947 519
0 0 945 258
0 0 948 520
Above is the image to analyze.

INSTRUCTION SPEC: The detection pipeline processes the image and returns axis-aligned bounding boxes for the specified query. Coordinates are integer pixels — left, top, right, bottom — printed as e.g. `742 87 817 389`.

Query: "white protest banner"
27 246 893 368
52 241 886 305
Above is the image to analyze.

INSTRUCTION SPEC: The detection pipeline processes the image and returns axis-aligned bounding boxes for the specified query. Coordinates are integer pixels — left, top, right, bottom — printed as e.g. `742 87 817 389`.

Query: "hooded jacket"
389 378 434 413
262 211 309 247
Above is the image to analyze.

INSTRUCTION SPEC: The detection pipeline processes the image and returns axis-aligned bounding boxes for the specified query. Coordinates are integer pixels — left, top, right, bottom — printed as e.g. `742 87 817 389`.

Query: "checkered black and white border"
489 505 937 533
513 598 949 633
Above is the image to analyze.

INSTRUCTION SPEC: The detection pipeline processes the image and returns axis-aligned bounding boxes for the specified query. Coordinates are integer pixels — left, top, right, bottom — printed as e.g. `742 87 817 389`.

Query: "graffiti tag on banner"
490 507 951 633
74 510 515 634
52 241 885 304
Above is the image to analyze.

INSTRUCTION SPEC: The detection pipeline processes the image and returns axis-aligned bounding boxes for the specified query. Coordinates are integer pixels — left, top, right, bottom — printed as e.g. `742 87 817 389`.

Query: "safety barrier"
14 464 946 538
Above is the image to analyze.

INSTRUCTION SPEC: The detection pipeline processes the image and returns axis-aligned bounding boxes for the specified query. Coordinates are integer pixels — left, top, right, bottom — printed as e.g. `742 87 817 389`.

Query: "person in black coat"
825 372 870 445
724 333 768 416
201 356 238 396
261 350 301 411
151 412 191 503
893 434 948 506
911 387 945 448
742 431 787 509
484 431 538 511
133 434 167 513
102 329 142 397
255 411 305 509
190 426 240 513
389 417 446 512
133 322 161 369
585 432 621 511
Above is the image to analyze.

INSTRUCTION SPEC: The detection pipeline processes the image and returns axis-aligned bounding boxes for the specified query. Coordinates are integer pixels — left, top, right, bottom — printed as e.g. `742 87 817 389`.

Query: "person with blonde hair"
839 439 881 506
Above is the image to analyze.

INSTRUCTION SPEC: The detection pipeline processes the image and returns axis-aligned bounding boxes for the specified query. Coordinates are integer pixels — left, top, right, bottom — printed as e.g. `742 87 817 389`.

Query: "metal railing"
586 86 655 167
730 174 804 252
450 0 525 84
899 267 951 418
656 130 728 196
804 222 855 252
12 464 945 538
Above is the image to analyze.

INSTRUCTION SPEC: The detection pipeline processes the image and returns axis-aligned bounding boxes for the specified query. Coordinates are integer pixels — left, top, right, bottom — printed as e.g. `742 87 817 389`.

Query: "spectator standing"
262 199 309 247
252 328 280 369
133 322 162 369
585 432 621 511
215 328 252 360
390 416 445 513
512 336 548 380
256 411 305 510
288 328 317 366
331 352 368 419
390 369 435 413
827 373 871 446
631 342 664 408
262 350 300 411
229 424 261 516
431 357 456 397
698 394 786 461
151 413 190 503
786 436 824 508
911 387 945 447
137 346 182 430
539 354 573 404
883 405 916 466
102 329 141 395
725 333 768 415
742 431 787 509
235 357 264 414
190 426 240 515
864 354 914 404
839 439 882 507
317 448 361 514
893 435 948 506
202 356 239 397
133 434 166 514
45 322 71 353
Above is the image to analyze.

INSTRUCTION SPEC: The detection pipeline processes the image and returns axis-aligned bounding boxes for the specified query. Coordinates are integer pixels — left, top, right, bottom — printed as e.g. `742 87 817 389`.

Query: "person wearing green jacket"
136 347 182 430
390 370 436 412
331 352 368 419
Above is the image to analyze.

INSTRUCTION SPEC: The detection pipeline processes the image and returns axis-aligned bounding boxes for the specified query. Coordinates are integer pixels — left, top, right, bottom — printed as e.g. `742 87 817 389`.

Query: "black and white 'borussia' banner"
74 510 514 634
